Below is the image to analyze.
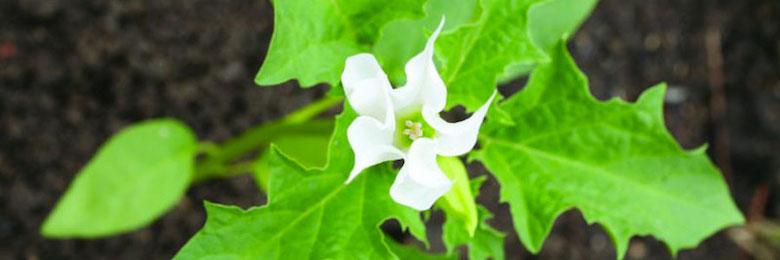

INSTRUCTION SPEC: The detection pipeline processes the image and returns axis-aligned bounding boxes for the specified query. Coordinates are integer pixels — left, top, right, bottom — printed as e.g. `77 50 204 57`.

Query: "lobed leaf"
176 107 427 259
433 0 598 110
257 0 599 112
255 0 425 87
474 42 744 258
437 0 549 111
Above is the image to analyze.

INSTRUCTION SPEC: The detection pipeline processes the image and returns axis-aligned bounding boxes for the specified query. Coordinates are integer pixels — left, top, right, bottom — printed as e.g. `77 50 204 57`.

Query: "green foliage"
40 1 745 259
443 206 505 260
387 240 455 260
175 108 427 259
265 134 331 169
441 176 505 260
434 0 596 110
41 120 197 238
498 0 599 82
255 0 426 87
253 132 331 190
437 156 479 236
527 0 599 52
437 0 547 111
474 43 744 257
256 0 599 111
373 0 480 84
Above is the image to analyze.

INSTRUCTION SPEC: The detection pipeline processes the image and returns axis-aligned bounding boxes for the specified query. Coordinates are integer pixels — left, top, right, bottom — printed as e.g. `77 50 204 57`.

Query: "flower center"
402 120 424 140
394 112 435 150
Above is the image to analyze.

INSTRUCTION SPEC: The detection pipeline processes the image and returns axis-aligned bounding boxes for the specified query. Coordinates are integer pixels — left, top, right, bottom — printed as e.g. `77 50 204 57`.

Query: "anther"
403 120 424 140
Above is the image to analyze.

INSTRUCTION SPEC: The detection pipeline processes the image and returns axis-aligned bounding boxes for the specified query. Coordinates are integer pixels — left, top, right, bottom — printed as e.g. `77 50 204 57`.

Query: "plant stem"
282 95 343 124
193 95 342 182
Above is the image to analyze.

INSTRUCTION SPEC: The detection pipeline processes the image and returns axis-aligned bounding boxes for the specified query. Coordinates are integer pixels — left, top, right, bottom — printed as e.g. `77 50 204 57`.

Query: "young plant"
42 0 743 259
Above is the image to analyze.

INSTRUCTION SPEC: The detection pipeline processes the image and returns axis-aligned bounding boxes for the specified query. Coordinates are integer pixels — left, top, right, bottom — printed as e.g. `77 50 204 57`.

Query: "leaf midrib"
480 136 722 217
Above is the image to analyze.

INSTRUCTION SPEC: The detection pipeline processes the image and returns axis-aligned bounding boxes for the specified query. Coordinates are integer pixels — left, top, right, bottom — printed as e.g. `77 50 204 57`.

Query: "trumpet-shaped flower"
343 19 496 210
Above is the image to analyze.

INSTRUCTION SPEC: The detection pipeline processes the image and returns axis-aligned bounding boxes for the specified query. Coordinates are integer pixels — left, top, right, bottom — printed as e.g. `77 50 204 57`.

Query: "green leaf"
41 119 197 238
387 240 455 260
443 206 505 260
176 107 427 259
497 0 599 83
527 0 598 52
438 0 548 111
441 172 505 260
256 0 597 108
255 0 425 87
253 132 332 191
373 0 480 84
474 43 744 257
432 0 599 110
266 133 331 168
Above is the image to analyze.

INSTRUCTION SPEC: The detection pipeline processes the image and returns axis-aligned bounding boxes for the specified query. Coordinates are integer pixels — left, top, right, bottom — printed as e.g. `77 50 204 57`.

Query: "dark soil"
1 0 777 259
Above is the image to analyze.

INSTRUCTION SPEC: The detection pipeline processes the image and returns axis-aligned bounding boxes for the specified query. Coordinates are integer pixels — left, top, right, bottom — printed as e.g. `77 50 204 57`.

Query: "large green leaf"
256 0 598 111
473 43 744 257
176 107 427 259
437 0 548 111
255 0 425 87
41 119 197 238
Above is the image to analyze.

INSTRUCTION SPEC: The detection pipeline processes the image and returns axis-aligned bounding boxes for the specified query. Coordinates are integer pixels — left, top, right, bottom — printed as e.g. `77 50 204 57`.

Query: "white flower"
342 19 496 210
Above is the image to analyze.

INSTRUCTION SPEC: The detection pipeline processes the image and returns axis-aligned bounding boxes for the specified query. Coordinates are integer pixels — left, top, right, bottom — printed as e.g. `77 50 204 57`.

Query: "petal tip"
345 168 361 184
437 16 446 32
390 189 433 211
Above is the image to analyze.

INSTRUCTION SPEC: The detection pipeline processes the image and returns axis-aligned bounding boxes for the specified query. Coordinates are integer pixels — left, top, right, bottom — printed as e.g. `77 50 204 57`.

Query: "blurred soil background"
0 0 777 259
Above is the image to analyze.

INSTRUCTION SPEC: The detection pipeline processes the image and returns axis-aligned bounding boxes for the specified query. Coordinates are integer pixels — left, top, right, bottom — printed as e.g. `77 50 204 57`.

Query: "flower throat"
395 113 435 149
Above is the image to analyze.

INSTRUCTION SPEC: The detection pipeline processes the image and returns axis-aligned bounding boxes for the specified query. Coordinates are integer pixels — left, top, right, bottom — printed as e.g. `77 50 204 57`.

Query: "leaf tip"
266 143 307 170
254 69 282 87
638 83 668 103
39 214 61 238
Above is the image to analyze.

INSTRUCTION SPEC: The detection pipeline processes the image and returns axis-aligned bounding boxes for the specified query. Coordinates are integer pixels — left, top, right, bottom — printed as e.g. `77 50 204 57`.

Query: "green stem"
282 95 343 124
193 95 342 182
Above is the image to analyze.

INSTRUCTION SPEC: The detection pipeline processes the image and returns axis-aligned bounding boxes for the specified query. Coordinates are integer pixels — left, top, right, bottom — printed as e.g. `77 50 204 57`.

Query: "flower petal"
390 138 452 210
346 114 404 183
391 18 448 115
423 91 497 156
342 53 393 122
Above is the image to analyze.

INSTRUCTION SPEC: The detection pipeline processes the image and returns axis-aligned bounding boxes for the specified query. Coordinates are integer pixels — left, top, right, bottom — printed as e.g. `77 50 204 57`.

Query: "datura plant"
41 0 743 259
